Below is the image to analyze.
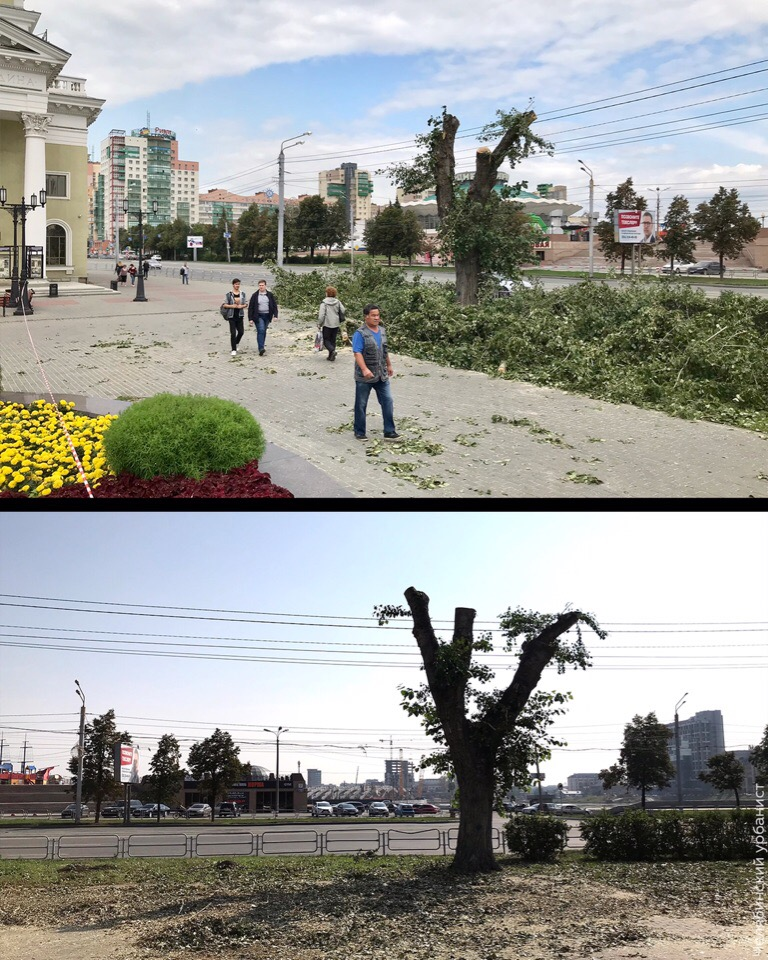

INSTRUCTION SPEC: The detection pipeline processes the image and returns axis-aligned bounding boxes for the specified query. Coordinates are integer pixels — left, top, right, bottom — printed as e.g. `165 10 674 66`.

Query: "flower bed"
0 399 293 499
0 399 115 497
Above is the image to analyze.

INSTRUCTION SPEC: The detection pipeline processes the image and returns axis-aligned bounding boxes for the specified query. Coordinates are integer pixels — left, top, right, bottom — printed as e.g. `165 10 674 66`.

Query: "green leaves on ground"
272 263 768 433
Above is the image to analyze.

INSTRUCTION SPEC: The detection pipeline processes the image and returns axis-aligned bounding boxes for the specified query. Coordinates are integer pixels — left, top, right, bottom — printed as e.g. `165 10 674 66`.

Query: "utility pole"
21 738 28 777
674 692 688 809
277 132 312 268
578 160 595 277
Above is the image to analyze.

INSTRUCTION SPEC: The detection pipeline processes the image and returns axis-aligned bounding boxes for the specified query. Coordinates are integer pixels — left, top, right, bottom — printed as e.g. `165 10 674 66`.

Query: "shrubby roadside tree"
187 728 246 822
146 734 185 821
599 713 675 809
67 709 132 822
694 187 760 277
698 751 745 808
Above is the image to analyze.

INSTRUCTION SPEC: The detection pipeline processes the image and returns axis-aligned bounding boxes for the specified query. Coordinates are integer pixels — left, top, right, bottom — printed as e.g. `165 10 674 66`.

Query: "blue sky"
1 512 765 792
29 0 768 221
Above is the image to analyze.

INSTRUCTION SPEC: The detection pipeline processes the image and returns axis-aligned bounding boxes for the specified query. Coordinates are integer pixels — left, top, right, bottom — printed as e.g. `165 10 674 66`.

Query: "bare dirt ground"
0 857 758 960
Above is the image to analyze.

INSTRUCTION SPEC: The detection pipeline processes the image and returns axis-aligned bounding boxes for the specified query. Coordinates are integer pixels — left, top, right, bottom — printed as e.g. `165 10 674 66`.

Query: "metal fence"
0 825 508 861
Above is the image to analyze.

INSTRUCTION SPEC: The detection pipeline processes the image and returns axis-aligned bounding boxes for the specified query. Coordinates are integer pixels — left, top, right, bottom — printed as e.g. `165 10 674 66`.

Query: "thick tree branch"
434 113 459 221
487 612 583 731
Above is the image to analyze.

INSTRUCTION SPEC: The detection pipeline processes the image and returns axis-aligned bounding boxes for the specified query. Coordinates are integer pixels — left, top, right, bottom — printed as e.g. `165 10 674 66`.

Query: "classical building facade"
0 0 103 281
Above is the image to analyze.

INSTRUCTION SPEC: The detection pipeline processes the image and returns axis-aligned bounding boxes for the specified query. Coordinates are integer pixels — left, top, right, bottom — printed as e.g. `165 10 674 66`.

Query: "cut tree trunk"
455 255 480 306
452 755 499 873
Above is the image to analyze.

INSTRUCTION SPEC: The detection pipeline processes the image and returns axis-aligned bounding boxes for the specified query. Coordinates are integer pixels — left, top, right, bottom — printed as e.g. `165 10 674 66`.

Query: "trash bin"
110 280 118 291
49 283 58 297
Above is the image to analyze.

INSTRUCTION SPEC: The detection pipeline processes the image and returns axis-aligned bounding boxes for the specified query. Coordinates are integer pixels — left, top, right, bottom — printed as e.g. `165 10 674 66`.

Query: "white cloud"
31 0 768 105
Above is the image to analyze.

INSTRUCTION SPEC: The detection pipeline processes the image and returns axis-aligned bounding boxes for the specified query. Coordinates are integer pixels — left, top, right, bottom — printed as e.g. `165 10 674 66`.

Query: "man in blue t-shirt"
351 304 401 442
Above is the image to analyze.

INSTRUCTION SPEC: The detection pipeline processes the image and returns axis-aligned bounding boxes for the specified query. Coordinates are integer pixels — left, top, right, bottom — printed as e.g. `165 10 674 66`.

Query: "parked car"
216 802 241 818
134 803 171 818
412 802 440 815
186 803 213 818
367 801 390 817
311 801 335 817
61 803 90 818
101 799 144 818
148 255 162 271
333 802 361 817
687 259 722 275
660 260 697 274
346 801 365 814
393 803 415 817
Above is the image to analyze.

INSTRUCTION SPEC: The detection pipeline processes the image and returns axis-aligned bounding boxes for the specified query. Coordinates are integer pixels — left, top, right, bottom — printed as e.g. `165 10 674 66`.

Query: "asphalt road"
91 257 768 298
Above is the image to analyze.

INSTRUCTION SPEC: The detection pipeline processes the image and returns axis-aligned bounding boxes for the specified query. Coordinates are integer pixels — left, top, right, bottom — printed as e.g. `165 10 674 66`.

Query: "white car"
186 802 212 818
660 260 697 275
148 255 162 271
311 801 334 817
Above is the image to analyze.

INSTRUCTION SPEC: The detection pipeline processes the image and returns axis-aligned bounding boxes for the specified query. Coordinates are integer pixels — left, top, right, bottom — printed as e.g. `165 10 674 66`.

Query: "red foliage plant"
0 460 293 499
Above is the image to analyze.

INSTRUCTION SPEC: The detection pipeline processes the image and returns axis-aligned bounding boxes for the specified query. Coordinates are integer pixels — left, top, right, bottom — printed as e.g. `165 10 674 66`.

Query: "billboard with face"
115 744 140 784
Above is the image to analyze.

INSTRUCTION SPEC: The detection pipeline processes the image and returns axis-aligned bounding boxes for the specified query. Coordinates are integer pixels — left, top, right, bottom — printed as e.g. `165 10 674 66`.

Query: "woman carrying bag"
317 286 347 361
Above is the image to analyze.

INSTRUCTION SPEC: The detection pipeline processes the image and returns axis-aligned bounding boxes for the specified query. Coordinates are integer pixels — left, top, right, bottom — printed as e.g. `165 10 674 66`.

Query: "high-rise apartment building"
306 769 322 789
96 126 199 249
666 709 726 788
319 163 374 224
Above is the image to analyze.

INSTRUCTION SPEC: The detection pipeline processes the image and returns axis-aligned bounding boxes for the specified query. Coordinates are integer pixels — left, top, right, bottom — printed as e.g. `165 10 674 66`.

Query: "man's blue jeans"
354 378 395 437
255 314 270 351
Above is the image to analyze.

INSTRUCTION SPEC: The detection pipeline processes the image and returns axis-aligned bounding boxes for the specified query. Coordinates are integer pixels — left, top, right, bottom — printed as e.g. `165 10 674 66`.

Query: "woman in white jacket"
317 286 347 361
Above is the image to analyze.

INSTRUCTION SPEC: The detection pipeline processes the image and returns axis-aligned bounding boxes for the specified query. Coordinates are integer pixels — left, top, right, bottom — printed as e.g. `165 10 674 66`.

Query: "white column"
21 112 52 267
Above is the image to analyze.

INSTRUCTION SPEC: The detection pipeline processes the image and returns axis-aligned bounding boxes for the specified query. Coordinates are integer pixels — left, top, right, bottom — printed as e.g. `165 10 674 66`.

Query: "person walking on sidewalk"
128 263 137 285
142 259 150 280
248 279 278 356
180 263 190 284
352 304 401 442
222 279 248 356
317 285 347 361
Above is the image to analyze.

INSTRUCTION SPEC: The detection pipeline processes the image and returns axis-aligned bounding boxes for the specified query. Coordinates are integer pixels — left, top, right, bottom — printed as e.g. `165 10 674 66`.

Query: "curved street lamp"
577 160 594 278
277 132 311 267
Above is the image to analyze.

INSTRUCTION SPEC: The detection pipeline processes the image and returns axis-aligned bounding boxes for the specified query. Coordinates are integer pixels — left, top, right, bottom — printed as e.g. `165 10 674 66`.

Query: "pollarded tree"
376 587 605 873
387 108 551 304
146 734 185 821
693 186 760 278
187 728 246 822
698 751 745 808
750 725 768 786
659 195 697 272
599 713 674 809
67 709 133 822
595 178 647 274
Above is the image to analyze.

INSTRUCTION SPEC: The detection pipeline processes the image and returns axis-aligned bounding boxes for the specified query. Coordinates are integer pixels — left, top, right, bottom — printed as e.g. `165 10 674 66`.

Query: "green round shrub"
505 814 569 862
102 393 266 480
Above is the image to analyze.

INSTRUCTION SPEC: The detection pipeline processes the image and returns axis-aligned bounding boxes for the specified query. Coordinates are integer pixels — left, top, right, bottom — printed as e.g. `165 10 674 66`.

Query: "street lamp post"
123 198 158 302
0 186 47 314
264 726 289 816
74 680 86 826
277 132 311 268
577 161 595 278
674 692 688 809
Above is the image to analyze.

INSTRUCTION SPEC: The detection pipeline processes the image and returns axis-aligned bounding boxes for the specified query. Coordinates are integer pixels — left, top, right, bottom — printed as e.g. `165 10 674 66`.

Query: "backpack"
180 268 184 276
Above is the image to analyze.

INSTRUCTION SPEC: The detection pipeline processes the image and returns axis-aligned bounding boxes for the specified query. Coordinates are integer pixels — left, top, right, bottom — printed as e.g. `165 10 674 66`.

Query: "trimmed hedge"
102 393 266 480
581 809 759 861
505 814 569 861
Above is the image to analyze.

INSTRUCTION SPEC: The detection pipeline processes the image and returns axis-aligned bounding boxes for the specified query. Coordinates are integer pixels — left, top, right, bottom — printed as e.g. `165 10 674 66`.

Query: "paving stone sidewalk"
2 271 766 499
